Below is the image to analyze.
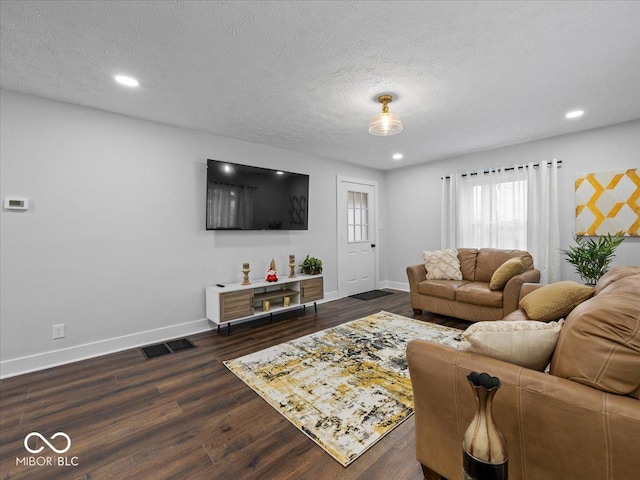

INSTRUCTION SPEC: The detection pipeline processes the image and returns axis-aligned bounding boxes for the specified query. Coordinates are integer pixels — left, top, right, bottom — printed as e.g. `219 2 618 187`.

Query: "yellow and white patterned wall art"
575 168 639 236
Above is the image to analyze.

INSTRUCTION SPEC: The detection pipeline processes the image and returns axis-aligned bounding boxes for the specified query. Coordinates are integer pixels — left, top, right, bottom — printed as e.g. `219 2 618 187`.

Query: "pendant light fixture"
369 94 403 136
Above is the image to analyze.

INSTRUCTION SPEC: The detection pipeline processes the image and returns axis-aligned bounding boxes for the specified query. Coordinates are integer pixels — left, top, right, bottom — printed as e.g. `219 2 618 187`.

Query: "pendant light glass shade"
369 95 403 136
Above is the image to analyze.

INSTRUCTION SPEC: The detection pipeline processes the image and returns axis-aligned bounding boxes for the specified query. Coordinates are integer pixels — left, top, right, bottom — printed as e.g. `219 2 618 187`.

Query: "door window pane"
348 225 355 242
347 191 369 243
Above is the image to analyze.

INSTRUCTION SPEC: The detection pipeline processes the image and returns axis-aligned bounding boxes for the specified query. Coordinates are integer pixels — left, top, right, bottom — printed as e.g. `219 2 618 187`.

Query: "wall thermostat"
4 198 29 210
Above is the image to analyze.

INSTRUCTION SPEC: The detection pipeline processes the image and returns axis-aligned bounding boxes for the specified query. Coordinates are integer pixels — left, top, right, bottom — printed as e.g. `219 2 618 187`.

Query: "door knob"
371 243 376 248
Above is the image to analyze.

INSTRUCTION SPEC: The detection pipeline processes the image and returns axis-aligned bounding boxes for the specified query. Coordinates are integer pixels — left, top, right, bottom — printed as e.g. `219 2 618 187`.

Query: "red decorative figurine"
265 258 278 282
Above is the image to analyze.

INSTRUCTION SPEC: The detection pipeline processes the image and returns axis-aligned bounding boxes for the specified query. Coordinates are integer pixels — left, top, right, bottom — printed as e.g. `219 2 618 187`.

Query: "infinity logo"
24 432 71 454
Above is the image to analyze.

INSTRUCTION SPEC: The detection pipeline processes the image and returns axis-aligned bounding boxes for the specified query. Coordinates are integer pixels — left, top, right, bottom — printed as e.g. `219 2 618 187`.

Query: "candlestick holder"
242 269 251 286
289 262 296 278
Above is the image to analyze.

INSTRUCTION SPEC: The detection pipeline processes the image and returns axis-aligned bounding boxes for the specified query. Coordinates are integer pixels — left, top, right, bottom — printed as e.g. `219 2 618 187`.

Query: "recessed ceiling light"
565 110 584 119
392 153 403 160
276 171 284 175
114 75 140 87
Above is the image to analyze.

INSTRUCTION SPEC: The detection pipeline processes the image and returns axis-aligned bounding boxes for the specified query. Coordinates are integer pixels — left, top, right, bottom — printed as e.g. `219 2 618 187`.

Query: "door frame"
336 175 379 298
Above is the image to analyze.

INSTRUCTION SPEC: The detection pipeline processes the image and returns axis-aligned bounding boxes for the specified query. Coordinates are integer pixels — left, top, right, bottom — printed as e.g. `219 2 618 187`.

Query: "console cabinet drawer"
220 290 254 321
300 277 323 303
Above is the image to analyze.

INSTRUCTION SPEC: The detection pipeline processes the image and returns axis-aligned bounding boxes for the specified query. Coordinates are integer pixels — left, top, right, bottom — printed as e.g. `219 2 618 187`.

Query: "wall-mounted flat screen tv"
206 159 309 230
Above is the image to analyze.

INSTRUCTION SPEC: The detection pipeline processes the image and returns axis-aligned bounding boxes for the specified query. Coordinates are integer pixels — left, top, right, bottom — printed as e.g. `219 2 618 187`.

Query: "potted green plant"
560 232 624 285
300 255 322 275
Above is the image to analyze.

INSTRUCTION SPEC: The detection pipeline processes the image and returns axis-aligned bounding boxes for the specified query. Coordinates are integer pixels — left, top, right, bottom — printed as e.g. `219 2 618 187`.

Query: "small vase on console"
462 372 508 480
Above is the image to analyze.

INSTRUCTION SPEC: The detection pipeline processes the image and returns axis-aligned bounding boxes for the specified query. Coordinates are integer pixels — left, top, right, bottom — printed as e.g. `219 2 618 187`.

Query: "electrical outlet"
53 324 65 339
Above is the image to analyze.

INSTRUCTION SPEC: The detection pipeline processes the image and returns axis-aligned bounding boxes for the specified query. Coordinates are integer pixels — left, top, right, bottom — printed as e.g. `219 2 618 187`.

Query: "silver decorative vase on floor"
462 372 508 480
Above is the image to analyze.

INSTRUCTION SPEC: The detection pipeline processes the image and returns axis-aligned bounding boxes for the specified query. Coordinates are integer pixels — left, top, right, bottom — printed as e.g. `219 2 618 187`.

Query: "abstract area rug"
224 311 461 466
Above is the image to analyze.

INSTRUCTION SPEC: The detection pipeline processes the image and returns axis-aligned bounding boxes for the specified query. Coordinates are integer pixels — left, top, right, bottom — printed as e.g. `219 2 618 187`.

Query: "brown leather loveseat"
407 266 640 479
407 248 541 322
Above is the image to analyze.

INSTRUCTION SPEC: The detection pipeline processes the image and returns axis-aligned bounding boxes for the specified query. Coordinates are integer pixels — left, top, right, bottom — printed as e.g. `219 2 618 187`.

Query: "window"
462 175 527 249
441 160 561 284
347 191 369 242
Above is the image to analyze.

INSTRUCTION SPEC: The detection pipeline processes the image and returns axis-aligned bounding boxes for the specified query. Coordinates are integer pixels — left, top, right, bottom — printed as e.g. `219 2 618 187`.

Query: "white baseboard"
0 291 341 379
323 290 339 301
0 318 212 379
379 280 409 292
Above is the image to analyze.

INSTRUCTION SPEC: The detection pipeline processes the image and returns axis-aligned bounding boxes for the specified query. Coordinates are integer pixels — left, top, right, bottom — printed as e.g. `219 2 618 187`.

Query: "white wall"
0 89 386 377
2 88 638 378
385 119 640 287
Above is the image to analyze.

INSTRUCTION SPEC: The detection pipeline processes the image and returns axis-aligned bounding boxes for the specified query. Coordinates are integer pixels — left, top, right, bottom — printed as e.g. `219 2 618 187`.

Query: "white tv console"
206 274 324 334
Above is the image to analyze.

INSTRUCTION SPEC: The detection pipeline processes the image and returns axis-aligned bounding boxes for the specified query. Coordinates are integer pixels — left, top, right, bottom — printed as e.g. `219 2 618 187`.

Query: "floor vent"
141 338 196 359
166 338 195 352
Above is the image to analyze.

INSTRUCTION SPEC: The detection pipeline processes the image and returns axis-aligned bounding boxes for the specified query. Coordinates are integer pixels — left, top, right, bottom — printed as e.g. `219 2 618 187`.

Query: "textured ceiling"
1 0 639 170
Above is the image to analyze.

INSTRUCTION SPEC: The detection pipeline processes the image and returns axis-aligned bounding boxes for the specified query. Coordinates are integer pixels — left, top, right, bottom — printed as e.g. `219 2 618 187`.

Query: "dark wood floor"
0 290 470 480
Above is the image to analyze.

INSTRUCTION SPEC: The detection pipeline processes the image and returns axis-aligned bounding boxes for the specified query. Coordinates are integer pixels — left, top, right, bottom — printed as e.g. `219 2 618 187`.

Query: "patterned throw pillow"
459 319 564 371
423 248 463 280
489 257 524 291
520 281 595 321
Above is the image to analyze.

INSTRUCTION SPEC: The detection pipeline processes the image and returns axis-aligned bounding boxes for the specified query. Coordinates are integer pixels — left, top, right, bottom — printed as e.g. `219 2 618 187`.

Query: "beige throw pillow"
520 281 595 321
459 320 564 371
489 257 524 291
423 248 463 280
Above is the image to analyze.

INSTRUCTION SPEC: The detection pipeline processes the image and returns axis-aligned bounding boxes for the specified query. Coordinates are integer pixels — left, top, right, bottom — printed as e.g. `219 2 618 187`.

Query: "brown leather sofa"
407 266 640 479
407 248 541 322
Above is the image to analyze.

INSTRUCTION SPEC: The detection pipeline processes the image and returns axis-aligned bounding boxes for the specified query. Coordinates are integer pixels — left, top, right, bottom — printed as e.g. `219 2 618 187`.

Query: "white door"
337 177 377 297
